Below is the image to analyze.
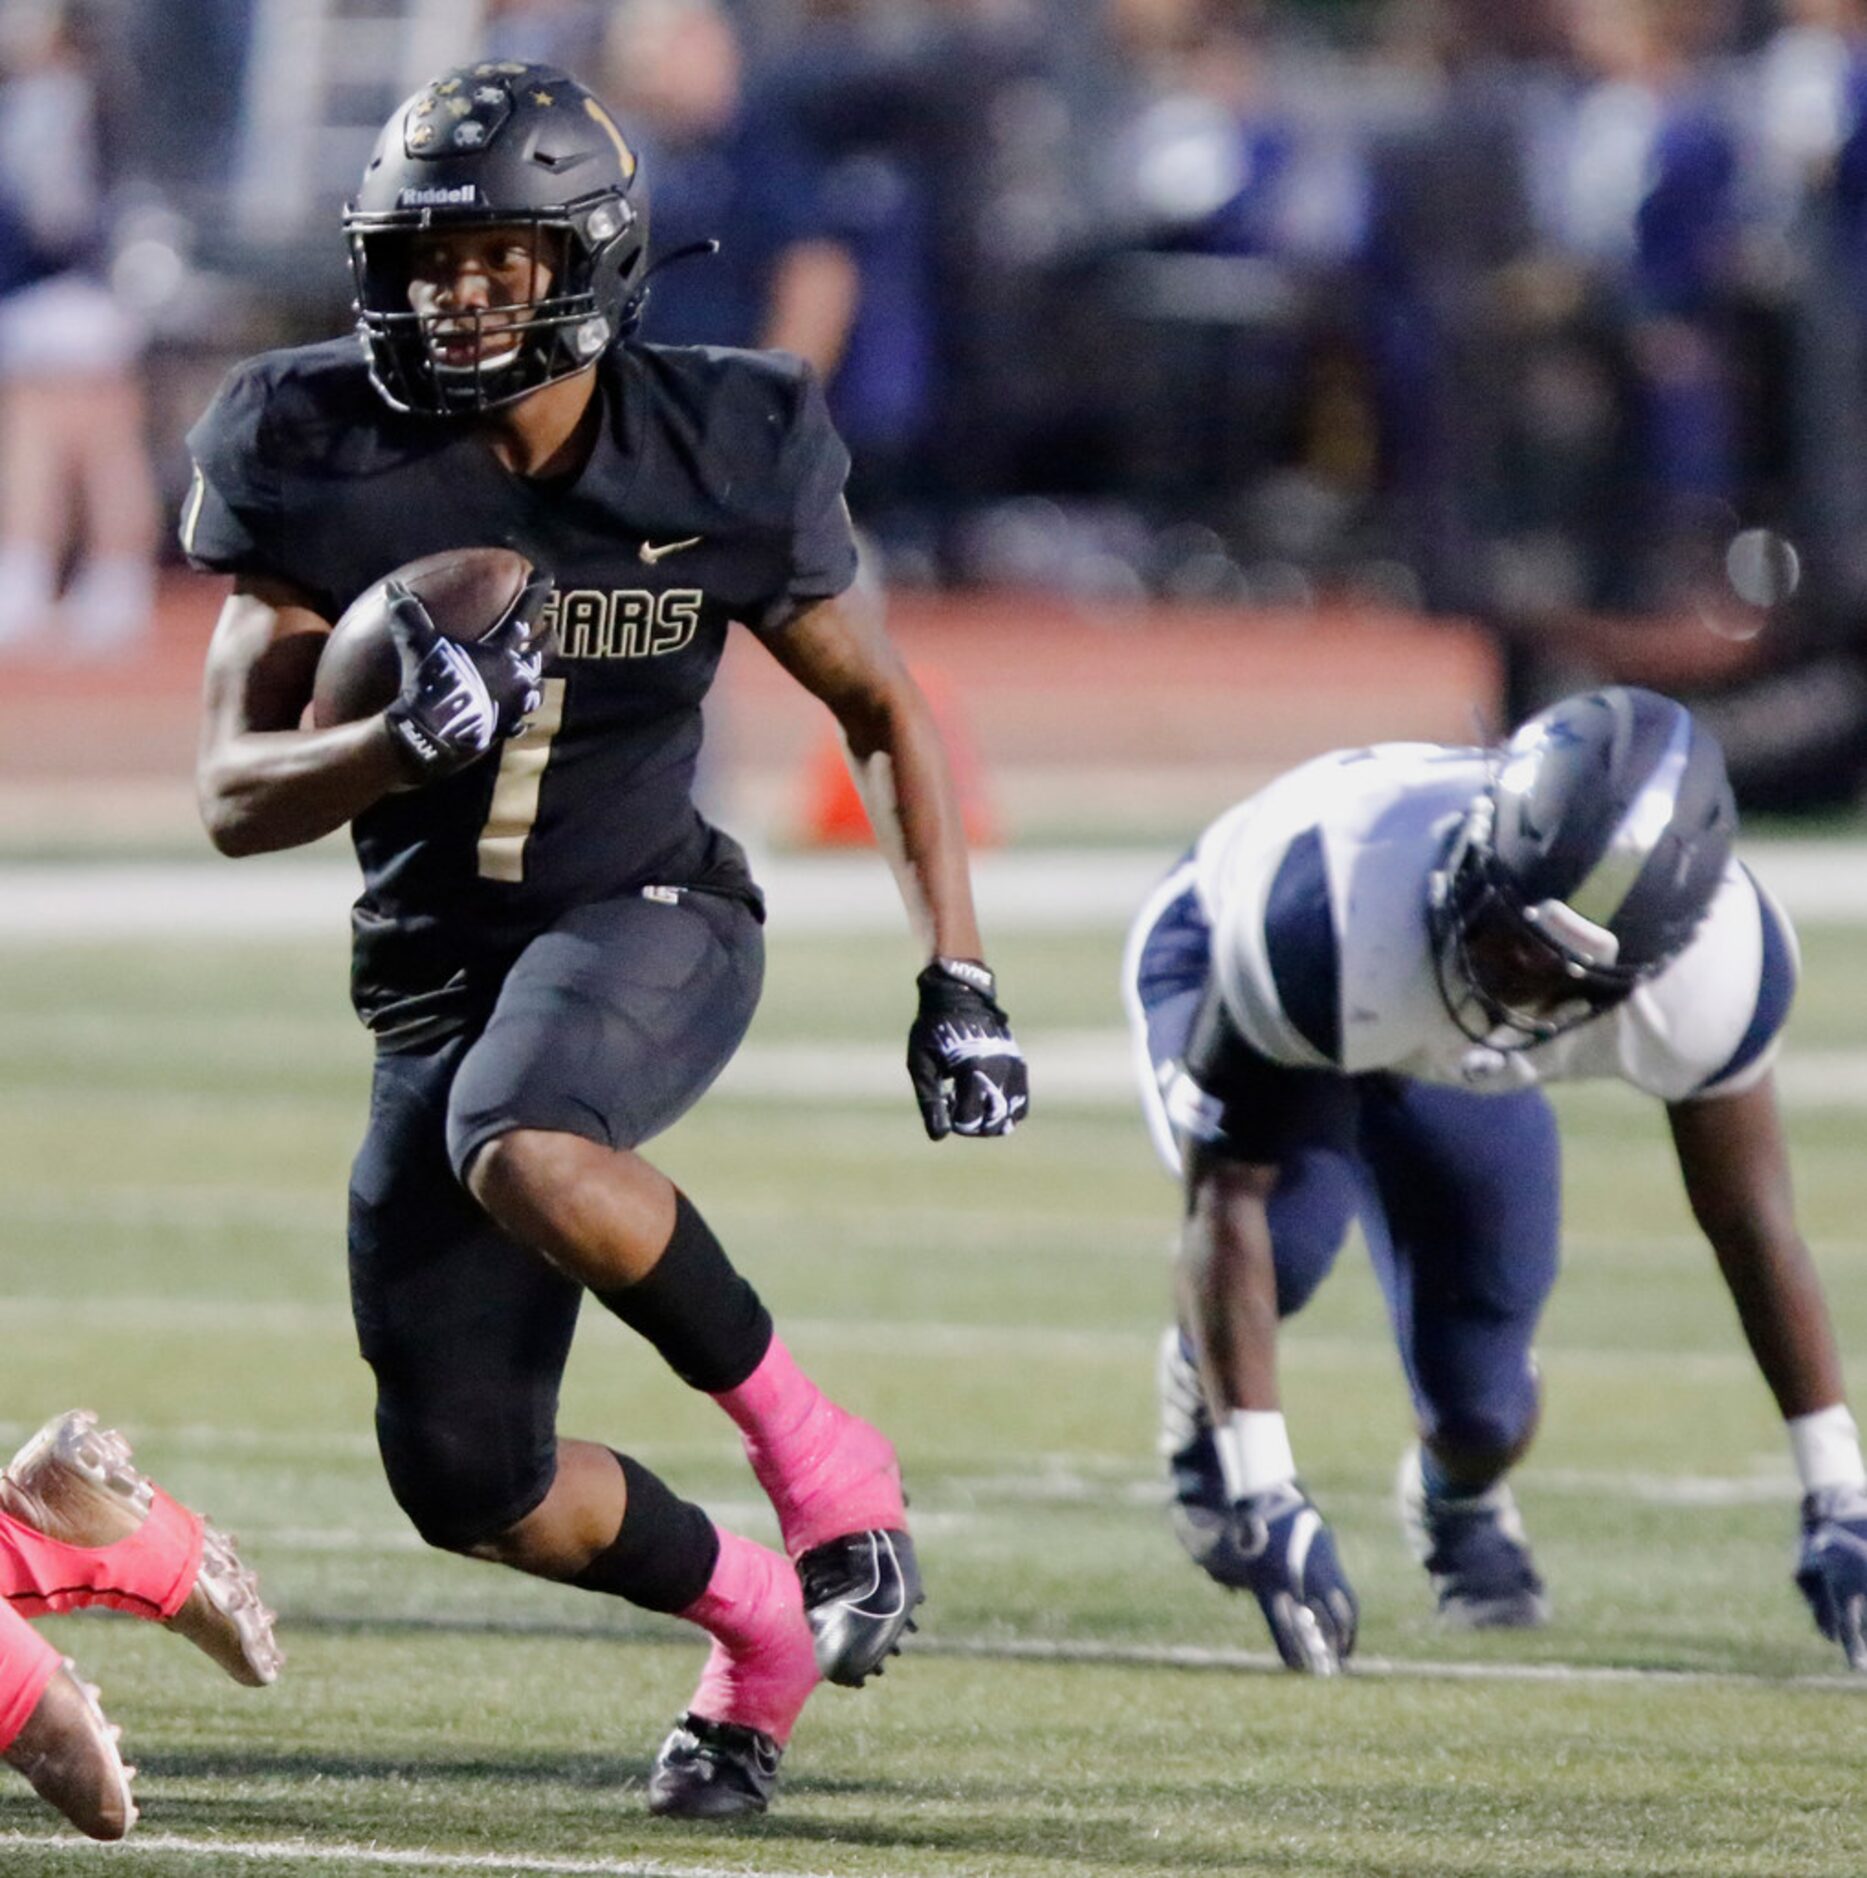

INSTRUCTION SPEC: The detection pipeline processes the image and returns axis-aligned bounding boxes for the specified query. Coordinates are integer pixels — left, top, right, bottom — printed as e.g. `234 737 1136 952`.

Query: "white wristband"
1787 1404 1867 1494
1214 1410 1297 1500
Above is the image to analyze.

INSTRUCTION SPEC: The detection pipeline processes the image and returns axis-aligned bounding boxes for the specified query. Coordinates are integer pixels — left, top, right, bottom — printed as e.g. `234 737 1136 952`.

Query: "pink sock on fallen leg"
679 1529 819 1744
0 1498 202 1622
0 1601 63 1753
710 1337 903 1557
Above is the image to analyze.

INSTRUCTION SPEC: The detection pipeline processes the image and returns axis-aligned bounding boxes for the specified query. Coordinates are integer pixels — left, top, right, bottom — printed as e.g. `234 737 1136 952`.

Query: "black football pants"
346 887 763 1549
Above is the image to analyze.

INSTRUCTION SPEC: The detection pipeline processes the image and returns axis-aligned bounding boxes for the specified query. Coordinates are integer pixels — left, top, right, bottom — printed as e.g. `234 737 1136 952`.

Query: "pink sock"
0 1495 202 1622
679 1529 819 1744
711 1337 904 1557
0 1600 62 1753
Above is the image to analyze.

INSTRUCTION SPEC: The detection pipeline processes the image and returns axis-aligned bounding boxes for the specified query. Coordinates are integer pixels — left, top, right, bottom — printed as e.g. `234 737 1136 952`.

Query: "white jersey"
1191 742 1797 1102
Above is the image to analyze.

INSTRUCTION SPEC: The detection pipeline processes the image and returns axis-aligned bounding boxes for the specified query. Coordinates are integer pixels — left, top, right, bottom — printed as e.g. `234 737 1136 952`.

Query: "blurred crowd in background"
8 0 1867 804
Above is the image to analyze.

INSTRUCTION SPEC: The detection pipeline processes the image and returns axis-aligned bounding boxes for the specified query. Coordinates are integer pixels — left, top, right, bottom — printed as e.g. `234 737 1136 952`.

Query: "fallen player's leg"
0 1410 282 1685
0 1598 135 1840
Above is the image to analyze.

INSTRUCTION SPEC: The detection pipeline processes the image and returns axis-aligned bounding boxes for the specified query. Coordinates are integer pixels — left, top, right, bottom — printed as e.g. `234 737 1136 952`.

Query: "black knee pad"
373 1389 558 1553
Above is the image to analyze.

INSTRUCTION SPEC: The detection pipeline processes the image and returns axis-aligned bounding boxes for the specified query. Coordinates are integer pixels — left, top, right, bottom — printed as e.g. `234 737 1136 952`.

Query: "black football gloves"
383 568 551 781
907 957 1029 1140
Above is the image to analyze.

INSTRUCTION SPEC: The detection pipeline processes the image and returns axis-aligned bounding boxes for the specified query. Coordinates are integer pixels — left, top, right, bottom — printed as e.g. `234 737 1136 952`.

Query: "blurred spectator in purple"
1752 0 1867 232
959 0 1370 568
1085 0 1328 530
1359 0 1572 615
1364 0 1748 616
754 0 961 541
1099 0 1300 259
1750 0 1867 606
1559 0 1744 591
1814 1 1867 266
603 0 859 383
758 0 1055 562
0 0 157 653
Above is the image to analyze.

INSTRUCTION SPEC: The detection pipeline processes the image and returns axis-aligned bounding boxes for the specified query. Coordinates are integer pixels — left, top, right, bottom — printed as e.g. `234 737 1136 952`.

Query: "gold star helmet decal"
531 89 555 107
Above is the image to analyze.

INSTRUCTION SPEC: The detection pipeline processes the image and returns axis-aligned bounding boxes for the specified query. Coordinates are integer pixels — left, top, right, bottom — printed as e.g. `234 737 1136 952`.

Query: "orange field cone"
799 666 1000 849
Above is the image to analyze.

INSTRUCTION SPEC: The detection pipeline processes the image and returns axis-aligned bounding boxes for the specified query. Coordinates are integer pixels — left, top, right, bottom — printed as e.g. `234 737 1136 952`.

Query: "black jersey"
183 336 857 1038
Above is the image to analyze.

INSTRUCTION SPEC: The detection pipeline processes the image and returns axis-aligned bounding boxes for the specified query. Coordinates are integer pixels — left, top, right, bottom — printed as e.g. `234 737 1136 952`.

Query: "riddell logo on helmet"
397 185 481 208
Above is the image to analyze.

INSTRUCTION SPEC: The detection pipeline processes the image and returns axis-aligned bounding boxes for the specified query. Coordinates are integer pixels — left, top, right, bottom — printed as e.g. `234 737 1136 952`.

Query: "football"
310 546 541 728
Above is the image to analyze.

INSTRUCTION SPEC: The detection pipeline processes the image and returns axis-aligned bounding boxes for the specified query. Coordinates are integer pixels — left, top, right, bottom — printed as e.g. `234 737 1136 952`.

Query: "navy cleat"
1157 1325 1253 1583
1398 1444 1551 1629
647 1712 782 1819
796 1528 923 1686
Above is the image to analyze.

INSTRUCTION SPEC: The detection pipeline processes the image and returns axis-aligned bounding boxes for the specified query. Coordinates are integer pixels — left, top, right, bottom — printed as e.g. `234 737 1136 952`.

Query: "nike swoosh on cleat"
837 1532 909 1622
825 1534 908 1618
639 535 703 564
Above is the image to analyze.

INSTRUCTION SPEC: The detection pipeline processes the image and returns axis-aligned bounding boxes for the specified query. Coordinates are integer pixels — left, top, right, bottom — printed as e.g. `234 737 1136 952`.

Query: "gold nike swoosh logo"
639 535 703 565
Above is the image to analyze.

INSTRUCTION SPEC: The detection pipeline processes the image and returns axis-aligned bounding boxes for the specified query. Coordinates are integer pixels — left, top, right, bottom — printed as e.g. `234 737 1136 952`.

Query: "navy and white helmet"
1430 687 1738 1045
343 61 650 415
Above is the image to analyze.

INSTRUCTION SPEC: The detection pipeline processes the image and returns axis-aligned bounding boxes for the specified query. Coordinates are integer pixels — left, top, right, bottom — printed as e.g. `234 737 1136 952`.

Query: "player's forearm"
1179 1159 1282 1416
198 717 406 856
842 690 983 961
1668 1087 1848 1419
1710 1224 1849 1420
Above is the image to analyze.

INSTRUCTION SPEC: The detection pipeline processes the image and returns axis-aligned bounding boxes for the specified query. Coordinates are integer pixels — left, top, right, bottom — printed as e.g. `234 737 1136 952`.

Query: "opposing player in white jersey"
1123 687 1867 1674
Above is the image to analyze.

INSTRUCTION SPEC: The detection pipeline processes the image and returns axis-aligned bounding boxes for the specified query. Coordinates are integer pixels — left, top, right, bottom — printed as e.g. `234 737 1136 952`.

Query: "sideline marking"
5 842 1867 941
0 1297 1775 1375
925 1633 1867 1691
0 1834 840 1877
255 1599 1860 1694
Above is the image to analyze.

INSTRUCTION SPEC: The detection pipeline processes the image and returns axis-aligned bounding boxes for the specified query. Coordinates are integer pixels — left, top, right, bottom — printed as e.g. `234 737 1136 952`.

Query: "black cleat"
796 1527 924 1686
647 1712 782 1820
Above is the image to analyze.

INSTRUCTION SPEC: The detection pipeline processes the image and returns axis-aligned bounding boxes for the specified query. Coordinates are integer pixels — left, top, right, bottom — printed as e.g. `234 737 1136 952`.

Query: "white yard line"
8 1031 1867 1109
5 840 1867 940
1 1188 1843 1269
0 1833 844 1877
925 1634 1867 1691
0 1297 1773 1380
706 1036 1867 1109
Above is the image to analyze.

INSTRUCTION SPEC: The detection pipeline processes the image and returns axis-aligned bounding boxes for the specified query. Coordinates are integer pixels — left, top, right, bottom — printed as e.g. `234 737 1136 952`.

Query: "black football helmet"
1428 687 1738 1048
343 61 649 415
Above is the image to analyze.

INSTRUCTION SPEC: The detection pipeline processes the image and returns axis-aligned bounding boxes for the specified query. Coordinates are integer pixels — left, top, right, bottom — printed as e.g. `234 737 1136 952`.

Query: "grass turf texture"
0 918 1864 1873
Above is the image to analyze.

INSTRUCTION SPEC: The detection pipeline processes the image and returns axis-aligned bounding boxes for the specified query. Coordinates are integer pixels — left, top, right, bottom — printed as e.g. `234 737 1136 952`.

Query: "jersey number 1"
477 677 567 882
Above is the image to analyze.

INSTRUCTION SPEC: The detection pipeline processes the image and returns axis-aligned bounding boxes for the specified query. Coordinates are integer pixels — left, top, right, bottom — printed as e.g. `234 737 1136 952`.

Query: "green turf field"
1 902 1865 1875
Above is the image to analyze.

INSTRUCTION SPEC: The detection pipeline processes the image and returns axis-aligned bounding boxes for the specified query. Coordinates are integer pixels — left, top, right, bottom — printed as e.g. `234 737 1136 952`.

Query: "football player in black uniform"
185 60 1028 1819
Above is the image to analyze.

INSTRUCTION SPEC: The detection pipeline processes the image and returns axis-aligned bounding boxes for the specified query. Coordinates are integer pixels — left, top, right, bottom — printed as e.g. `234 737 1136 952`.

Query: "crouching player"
1124 687 1867 1673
